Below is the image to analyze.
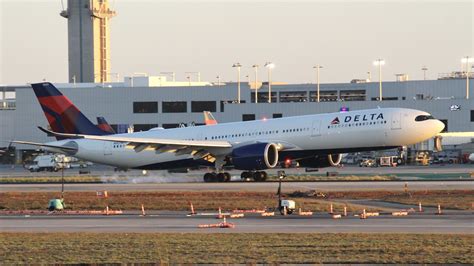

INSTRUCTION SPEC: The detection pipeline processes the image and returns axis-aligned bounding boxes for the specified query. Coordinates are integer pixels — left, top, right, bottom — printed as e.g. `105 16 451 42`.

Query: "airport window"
251 92 277 103
162 101 187 113
220 100 245 112
242 114 255 121
415 94 424 100
133 102 158 113
371 97 398 101
471 110 474 122
309 91 338 102
133 124 158 132
273 113 283 118
279 91 308 102
191 101 216 112
162 123 180 129
339 90 366 101
220 101 226 112
111 124 130 133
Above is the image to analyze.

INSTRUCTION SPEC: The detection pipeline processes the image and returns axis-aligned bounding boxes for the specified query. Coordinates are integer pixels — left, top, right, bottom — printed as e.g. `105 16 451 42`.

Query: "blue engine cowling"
231 143 279 170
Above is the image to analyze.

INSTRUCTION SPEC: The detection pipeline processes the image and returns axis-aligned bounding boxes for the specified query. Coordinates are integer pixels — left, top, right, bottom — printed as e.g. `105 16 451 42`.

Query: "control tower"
60 0 116 83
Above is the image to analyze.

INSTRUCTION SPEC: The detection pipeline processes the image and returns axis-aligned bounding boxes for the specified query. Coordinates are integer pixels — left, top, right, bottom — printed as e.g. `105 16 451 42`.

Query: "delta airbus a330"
14 82 445 182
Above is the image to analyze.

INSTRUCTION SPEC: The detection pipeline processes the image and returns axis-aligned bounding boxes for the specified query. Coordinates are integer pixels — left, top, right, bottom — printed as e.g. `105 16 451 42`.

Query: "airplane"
96 117 115 134
203 111 218 125
12 82 445 182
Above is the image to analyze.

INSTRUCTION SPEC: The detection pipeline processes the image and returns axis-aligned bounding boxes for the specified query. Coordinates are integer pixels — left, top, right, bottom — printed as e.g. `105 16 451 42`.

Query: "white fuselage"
44 108 444 169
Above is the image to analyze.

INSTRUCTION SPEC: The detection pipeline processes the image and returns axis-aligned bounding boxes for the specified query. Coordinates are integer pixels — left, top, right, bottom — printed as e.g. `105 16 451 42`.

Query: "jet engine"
297 154 342 168
230 143 279 170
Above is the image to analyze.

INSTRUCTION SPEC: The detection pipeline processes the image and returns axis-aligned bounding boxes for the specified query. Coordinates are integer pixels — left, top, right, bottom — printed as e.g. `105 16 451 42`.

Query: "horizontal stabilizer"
11 140 78 151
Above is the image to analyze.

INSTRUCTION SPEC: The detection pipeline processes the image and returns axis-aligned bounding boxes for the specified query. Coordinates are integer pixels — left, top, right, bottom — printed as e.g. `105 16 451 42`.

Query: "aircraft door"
391 113 402 130
311 120 321 137
104 142 112 156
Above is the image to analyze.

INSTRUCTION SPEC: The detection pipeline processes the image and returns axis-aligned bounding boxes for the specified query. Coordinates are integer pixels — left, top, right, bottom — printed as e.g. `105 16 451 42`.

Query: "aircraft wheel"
241 172 252 181
216 173 226 182
203 173 215 182
253 171 266 182
223 172 231 182
260 171 268 181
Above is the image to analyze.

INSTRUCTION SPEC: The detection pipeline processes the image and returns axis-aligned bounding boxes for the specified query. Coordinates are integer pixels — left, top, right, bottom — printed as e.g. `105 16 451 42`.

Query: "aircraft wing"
39 126 231 148
38 127 231 162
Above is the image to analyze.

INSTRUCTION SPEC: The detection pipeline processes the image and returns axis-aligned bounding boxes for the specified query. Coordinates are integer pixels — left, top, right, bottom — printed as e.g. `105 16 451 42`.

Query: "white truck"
26 154 61 172
25 154 90 172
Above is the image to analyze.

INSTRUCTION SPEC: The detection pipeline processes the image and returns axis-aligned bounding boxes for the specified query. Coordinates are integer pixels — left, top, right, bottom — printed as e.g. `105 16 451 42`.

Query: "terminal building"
1 76 473 163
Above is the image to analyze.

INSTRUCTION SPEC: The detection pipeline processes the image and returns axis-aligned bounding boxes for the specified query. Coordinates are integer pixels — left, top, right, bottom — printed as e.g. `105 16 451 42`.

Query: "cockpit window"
415 115 435 122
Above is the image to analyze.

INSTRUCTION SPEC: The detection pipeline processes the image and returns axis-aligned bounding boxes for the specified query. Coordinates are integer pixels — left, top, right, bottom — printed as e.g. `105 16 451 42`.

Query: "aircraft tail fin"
31 82 110 140
203 111 218 125
96 117 116 134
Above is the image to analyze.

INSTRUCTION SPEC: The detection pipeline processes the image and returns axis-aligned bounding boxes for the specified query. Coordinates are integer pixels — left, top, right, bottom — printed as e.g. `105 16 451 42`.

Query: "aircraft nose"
434 119 445 134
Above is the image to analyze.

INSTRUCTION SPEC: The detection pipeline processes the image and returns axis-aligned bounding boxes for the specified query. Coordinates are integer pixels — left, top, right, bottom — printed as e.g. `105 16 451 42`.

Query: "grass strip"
1 190 472 211
0 176 101 183
0 233 472 264
0 191 365 212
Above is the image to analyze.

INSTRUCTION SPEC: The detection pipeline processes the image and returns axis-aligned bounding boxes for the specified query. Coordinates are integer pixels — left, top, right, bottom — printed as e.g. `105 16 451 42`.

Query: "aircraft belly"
300 128 387 150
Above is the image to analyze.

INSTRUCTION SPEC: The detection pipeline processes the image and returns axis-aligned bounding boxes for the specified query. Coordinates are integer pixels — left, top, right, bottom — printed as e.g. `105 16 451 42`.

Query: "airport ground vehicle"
359 159 377 167
25 154 90 172
378 156 403 167
432 151 461 164
279 200 296 215
25 155 60 172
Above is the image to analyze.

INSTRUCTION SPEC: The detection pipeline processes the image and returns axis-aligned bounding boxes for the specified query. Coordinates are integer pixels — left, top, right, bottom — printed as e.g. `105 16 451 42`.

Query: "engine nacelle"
231 143 279 170
297 154 342 168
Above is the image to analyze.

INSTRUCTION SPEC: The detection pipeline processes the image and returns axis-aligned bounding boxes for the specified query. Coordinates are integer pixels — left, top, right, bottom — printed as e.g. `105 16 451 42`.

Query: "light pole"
373 59 385 101
461 56 473 100
252 64 259 103
264 62 275 103
421 66 428 80
367 71 371 82
216 75 221 86
313 65 323 102
232 63 242 103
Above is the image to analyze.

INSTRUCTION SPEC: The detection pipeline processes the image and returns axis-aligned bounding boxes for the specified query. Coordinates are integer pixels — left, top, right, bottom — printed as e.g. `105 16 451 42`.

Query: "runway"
2 180 472 192
1 212 472 233
1 164 472 178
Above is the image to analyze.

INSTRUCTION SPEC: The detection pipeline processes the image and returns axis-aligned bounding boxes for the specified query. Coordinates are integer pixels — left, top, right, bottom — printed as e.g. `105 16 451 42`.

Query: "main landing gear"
240 171 268 182
203 172 231 182
203 171 269 182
